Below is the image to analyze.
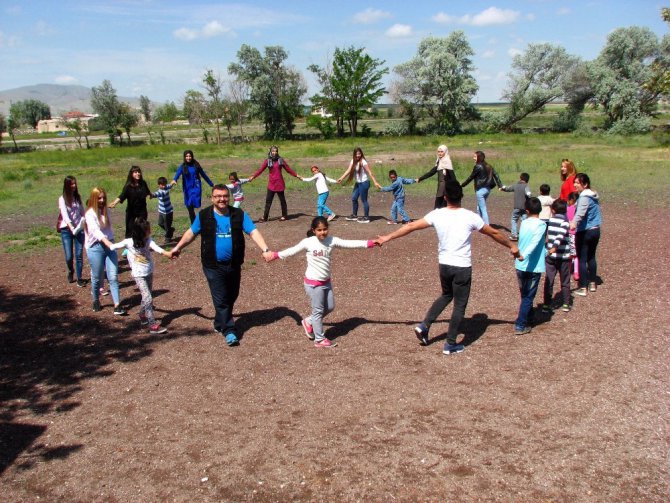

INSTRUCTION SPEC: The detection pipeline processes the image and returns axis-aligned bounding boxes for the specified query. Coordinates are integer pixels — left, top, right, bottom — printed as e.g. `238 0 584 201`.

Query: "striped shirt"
545 214 571 260
152 186 174 215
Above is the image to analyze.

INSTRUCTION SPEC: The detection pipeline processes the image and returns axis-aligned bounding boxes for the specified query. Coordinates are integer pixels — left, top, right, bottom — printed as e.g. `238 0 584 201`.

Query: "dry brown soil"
1 190 668 502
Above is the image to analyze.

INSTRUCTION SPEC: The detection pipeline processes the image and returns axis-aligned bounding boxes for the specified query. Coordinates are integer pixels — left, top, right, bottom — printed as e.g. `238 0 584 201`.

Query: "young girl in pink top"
265 216 376 347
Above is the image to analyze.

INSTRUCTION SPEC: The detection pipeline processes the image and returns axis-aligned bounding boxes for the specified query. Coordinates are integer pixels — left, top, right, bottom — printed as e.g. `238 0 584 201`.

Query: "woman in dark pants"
249 145 300 222
417 144 458 209
570 173 602 297
110 165 152 238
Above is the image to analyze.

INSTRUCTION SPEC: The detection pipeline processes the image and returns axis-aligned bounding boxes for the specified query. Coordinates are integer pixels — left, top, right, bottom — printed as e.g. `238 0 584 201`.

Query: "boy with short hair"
542 199 572 313
514 197 546 335
153 176 175 243
538 184 554 225
500 173 531 241
379 169 416 224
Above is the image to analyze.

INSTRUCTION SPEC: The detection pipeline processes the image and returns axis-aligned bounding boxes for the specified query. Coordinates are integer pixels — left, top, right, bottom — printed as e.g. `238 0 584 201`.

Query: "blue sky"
1 1 667 104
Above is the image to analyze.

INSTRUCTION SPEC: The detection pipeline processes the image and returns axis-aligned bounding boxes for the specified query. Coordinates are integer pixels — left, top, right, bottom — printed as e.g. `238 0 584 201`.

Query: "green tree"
494 43 580 132
0 113 6 147
309 46 388 137
228 44 307 139
9 99 51 128
588 26 662 132
182 90 207 125
90 80 122 145
645 9 670 98
153 101 180 123
118 103 139 145
202 69 225 144
7 114 19 151
60 117 90 149
139 95 152 123
392 32 478 135
226 79 249 137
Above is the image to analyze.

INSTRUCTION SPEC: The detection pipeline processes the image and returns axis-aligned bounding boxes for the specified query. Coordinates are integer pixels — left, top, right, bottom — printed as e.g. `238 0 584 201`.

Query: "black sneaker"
77 279 86 288
357 217 370 224
345 215 358 221
443 343 465 355
113 305 128 316
67 271 74 283
92 300 102 312
514 326 532 335
414 323 429 345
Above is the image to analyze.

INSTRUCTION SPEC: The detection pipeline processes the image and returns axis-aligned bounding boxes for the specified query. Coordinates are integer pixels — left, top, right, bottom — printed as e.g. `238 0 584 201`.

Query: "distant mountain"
0 84 141 117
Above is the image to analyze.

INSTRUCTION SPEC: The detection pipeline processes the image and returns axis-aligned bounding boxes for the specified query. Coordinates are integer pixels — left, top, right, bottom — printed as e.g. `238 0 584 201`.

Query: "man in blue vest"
170 184 272 346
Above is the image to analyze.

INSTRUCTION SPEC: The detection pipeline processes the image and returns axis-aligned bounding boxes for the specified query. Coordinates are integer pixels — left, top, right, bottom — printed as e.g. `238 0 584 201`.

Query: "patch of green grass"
1 225 61 253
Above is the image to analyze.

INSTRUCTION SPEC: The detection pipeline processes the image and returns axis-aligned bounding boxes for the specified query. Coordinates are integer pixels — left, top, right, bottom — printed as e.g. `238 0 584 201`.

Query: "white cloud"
386 24 412 38
508 47 523 58
353 8 391 24
35 21 56 37
557 8 571 16
174 27 197 41
54 75 78 84
173 21 233 41
0 30 19 48
433 7 520 27
481 50 496 59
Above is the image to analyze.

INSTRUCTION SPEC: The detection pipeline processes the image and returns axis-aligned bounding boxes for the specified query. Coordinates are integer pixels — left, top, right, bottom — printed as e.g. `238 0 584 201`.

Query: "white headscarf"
436 144 453 173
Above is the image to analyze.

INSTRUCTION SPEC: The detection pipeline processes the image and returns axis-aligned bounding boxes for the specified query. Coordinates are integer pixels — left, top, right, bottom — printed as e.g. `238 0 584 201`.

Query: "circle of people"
57 145 602 352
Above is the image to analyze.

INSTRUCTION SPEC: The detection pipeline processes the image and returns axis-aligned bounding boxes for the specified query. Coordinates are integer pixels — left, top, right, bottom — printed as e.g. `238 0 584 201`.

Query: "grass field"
0 132 668 251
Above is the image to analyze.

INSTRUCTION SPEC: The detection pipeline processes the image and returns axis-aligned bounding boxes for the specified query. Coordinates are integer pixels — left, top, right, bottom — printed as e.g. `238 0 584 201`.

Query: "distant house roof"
63 110 87 119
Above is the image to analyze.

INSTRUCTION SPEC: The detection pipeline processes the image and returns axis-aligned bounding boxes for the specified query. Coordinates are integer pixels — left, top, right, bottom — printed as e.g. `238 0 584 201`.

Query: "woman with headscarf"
417 144 458 209
171 150 215 223
249 145 300 222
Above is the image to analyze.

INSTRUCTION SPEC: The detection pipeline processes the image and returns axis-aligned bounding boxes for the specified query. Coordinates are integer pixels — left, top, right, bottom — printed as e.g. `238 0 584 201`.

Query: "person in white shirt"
375 180 520 355
111 218 171 334
300 165 338 221
265 216 376 348
336 147 381 223
58 176 86 286
84 187 126 315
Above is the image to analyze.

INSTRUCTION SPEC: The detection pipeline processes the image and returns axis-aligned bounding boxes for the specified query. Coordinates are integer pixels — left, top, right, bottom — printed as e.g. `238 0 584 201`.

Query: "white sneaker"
327 213 336 222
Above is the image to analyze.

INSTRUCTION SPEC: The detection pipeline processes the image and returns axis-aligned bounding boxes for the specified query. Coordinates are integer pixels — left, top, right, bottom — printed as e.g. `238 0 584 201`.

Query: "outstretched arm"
375 218 431 246
479 224 521 259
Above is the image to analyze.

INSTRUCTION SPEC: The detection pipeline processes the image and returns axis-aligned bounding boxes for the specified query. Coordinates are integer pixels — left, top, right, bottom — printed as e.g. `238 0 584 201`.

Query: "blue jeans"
60 228 84 280
510 208 526 237
475 187 491 224
351 180 370 217
390 196 410 222
86 243 120 305
202 262 241 336
316 192 333 217
515 270 541 330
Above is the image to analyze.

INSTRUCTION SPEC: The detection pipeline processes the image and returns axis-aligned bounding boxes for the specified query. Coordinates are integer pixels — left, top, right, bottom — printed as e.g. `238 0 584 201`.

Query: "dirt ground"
1 190 668 502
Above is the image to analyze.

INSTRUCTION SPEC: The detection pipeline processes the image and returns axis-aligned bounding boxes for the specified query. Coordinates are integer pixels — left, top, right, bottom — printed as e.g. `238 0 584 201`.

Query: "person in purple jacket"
249 145 300 222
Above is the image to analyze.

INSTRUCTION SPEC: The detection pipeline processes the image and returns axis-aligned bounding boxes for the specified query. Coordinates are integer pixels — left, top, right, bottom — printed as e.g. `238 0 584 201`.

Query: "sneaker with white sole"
327 213 336 222
314 338 337 348
345 215 357 221
357 217 370 224
387 220 398 225
443 343 464 355
414 323 429 345
113 305 127 316
574 288 587 297
301 318 315 340
149 323 167 334
139 314 149 326
541 304 551 313
561 304 571 312
588 282 597 292
100 287 110 296
514 326 532 335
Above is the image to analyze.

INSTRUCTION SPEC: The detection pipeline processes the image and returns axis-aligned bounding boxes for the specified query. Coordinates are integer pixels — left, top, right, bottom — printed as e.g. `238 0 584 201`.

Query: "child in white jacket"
300 165 338 221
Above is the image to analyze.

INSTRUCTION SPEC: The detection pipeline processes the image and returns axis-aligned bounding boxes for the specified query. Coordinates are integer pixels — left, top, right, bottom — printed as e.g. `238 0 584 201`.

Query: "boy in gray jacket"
501 172 531 241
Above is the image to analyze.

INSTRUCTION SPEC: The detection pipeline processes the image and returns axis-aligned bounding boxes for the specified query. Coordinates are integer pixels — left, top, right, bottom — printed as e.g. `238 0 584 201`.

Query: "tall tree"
588 26 662 132
139 95 152 123
392 32 478 135
90 80 122 144
153 101 180 123
182 90 207 125
226 79 249 137
202 69 225 144
9 99 51 128
117 103 139 145
644 9 670 98
494 43 580 132
7 114 19 151
60 117 90 149
0 113 6 147
310 46 388 137
228 44 307 139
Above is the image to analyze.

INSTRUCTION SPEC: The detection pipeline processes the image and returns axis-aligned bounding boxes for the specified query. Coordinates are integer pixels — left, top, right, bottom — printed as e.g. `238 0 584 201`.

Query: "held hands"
167 249 181 260
373 235 389 247
262 250 276 262
510 245 522 260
